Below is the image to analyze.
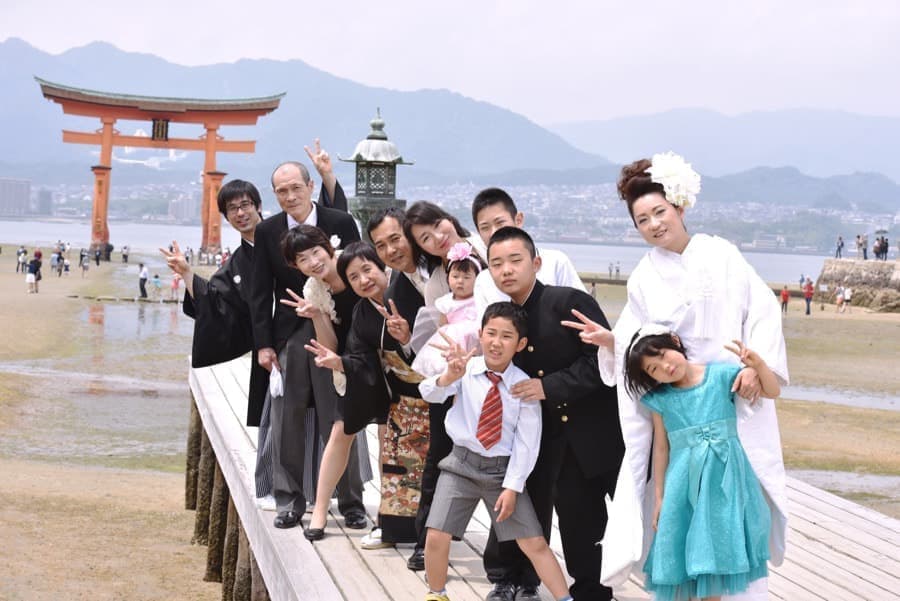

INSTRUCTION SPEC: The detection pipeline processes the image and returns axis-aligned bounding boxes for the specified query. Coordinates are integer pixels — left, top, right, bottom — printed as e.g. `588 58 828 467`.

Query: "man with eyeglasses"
250 141 363 530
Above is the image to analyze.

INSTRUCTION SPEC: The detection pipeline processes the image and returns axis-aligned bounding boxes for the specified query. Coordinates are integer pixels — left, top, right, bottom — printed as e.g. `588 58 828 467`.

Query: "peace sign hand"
304 138 332 177
560 308 614 349
376 299 411 344
279 288 321 319
434 330 477 385
304 338 343 371
160 240 190 277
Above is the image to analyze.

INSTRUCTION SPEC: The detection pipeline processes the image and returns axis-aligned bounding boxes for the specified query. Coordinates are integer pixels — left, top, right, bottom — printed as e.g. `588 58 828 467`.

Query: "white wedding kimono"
598 234 789 601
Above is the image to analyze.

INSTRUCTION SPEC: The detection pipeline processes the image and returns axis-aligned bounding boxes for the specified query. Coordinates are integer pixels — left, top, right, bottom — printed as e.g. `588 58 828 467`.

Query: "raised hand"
434 330 477 384
279 287 321 319
304 338 343 372
561 308 614 349
159 240 190 277
304 138 332 177
376 299 411 344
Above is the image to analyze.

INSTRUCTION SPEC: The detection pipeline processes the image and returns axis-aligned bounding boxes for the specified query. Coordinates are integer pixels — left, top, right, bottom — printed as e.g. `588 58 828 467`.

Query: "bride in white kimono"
565 153 789 601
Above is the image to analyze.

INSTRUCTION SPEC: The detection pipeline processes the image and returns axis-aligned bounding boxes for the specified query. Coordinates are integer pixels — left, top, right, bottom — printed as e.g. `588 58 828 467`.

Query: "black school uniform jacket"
515 281 625 479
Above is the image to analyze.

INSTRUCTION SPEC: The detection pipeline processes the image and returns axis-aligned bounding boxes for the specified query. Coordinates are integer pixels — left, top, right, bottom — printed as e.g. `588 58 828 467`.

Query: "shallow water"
781 385 899 412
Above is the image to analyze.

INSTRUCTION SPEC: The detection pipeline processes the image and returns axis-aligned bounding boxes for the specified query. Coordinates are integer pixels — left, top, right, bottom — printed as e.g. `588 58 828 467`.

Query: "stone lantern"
340 109 413 240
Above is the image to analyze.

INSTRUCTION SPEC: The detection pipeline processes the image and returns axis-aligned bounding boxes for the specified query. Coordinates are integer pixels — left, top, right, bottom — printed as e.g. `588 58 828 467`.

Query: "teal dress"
641 363 770 601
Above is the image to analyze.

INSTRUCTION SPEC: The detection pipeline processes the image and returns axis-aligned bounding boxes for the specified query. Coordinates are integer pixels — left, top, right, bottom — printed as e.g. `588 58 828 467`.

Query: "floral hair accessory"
645 152 701 209
329 234 342 249
446 242 482 272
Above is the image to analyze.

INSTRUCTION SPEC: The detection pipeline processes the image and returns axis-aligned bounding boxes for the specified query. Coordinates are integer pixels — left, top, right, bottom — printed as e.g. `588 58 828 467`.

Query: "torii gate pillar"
205 170 227 256
89 116 116 255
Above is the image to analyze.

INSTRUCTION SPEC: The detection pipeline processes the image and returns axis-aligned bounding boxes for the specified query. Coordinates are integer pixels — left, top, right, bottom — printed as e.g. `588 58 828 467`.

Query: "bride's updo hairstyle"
617 159 666 220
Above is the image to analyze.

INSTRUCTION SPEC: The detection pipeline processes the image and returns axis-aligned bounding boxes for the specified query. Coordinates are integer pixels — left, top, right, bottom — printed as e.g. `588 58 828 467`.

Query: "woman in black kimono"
306 241 430 548
280 225 371 540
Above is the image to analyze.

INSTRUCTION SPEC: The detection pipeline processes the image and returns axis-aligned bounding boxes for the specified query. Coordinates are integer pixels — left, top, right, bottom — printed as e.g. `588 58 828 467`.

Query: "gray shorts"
425 445 543 542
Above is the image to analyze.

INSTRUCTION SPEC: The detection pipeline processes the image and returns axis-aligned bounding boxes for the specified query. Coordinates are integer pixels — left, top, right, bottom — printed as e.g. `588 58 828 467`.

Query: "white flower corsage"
302 276 339 324
645 151 701 208
329 234 342 249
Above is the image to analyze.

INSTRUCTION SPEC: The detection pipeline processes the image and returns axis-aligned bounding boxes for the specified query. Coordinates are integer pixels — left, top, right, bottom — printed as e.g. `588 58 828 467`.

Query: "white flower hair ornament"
645 152 701 209
329 234 342 249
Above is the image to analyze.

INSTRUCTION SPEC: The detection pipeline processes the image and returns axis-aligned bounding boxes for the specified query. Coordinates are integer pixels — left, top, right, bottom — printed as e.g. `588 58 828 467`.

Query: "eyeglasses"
225 200 254 215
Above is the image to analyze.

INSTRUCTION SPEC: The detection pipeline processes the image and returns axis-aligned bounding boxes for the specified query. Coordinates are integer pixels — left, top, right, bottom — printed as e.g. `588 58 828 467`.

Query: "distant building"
169 192 202 224
0 178 30 215
36 188 53 215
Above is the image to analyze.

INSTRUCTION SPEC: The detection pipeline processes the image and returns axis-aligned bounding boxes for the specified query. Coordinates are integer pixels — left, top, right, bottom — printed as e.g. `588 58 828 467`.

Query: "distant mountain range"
549 108 900 184
0 37 898 213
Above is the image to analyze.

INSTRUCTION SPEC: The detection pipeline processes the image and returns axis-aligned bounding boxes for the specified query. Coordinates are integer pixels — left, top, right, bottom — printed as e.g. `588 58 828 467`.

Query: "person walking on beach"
835 286 844 312
803 278 814 315
16 245 26 273
138 263 149 298
122 245 129 264
780 285 790 315
80 254 89 278
94 248 101 267
842 287 852 313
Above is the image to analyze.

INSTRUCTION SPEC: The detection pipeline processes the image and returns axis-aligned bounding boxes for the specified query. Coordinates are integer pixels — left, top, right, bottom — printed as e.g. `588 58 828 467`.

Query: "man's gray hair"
271 161 311 189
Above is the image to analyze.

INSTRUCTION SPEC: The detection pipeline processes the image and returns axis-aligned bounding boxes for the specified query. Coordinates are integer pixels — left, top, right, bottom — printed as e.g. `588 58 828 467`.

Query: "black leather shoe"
485 582 517 601
514 585 540 601
304 527 325 541
406 547 425 571
344 511 367 530
273 511 301 529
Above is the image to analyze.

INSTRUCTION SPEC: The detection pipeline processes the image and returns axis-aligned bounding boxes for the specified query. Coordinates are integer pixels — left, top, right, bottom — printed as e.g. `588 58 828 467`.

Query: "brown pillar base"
205 462 230 582
193 429 215 545
185 398 202 510
222 499 239 601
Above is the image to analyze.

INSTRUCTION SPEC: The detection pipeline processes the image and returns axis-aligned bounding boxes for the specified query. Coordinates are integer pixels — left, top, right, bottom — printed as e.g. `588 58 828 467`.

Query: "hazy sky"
3 0 899 124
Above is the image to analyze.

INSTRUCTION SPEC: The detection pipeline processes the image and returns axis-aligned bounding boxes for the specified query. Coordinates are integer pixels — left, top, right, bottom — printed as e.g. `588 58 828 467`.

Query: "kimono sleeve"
185 267 254 368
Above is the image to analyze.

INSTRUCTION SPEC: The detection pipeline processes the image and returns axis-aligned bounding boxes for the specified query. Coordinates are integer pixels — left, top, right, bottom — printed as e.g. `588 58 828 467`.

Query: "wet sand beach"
0 243 898 598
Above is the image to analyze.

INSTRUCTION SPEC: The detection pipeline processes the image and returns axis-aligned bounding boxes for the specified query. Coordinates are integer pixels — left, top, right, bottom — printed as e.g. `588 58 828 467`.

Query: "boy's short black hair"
217 179 262 215
481 301 528 339
336 241 385 289
487 226 537 260
623 332 688 399
471 187 517 225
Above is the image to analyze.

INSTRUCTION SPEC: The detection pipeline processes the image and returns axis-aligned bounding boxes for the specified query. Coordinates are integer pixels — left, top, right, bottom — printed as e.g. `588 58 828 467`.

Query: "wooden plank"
190 364 342 601
311 510 392 601
788 501 899 560
768 569 823 600
786 527 900 592
786 480 900 545
787 477 900 535
771 558 866 601
781 534 900 601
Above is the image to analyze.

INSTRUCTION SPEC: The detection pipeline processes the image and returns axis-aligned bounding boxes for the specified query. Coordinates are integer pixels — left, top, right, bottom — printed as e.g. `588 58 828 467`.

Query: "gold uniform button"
561 415 569 423
527 345 534 352
537 370 544 377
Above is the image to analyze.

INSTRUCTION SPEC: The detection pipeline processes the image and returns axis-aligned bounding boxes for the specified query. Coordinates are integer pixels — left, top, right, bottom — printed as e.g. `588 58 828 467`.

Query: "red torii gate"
36 77 284 254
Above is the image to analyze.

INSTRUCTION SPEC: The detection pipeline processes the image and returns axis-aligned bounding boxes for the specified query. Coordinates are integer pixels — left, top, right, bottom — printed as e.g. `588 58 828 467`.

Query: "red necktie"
477 371 503 450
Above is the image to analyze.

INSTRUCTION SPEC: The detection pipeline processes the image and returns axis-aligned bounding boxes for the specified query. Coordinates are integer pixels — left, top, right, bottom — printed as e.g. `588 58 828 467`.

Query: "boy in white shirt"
470 188 584 319
418 302 572 601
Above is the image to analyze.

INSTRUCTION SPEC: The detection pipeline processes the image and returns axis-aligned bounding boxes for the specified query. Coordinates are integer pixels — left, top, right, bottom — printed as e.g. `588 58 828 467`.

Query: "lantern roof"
339 109 413 165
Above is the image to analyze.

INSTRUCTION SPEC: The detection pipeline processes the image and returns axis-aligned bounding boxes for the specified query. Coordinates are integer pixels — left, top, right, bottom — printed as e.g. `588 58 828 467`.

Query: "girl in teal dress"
623 325 781 601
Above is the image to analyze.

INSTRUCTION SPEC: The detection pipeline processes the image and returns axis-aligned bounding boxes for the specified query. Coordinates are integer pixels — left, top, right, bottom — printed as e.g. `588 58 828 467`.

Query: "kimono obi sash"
668 417 738 508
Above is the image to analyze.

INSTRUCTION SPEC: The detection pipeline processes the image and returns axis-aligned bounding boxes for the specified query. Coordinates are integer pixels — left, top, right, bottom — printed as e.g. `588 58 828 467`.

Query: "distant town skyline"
3 1 899 125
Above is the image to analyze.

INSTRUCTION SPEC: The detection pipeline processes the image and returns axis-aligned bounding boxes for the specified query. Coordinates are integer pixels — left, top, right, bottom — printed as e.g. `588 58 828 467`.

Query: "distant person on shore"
63 258 70 276
608 262 613 278
16 246 27 273
138 263 149 298
94 248 101 267
841 286 852 313
56 254 64 277
855 235 863 259
835 285 844 312
803 277 814 315
151 274 162 299
170 272 181 301
780 285 790 314
615 261 620 280
835 235 844 259
80 254 89 278
564 152 789 600
25 256 40 293
122 245 129 263
861 234 868 260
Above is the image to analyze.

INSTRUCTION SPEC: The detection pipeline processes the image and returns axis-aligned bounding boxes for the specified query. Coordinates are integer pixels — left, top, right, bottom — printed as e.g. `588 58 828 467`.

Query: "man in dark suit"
250 149 362 529
483 227 624 601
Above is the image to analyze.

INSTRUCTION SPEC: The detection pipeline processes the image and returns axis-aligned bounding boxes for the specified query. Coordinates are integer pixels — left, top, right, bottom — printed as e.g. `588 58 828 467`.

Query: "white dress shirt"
474 246 584 318
286 203 318 230
419 356 542 492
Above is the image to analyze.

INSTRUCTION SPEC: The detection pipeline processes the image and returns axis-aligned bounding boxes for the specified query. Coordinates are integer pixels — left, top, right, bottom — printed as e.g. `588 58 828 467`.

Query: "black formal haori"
182 238 268 427
483 281 625 601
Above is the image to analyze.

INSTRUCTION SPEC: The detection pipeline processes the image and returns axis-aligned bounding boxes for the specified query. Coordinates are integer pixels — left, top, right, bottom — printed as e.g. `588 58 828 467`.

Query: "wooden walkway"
189 356 900 601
